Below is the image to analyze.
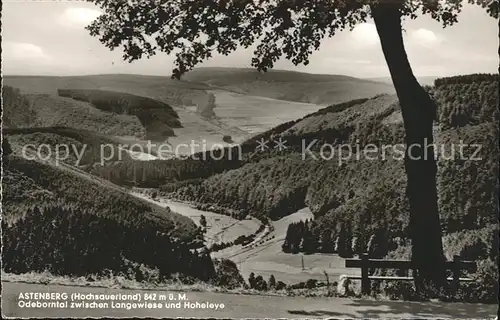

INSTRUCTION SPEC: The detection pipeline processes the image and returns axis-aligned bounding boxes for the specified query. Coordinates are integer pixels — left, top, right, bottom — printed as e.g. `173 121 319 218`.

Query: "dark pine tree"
268 274 276 289
2 138 12 157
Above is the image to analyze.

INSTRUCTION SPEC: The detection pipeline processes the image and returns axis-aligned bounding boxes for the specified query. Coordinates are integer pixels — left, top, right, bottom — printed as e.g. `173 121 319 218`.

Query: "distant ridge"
183 67 395 105
367 76 439 87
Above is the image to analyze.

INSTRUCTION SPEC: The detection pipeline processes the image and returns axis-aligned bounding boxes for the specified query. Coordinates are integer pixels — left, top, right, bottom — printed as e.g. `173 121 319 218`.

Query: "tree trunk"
371 3 446 291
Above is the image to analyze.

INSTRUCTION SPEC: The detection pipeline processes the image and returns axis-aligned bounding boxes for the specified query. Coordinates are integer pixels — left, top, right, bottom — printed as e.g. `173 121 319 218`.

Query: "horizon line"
2 67 493 79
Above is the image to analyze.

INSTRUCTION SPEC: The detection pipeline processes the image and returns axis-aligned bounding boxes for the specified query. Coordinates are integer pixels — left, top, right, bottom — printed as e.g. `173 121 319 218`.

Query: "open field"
205 90 327 134
131 191 361 285
131 192 261 246
166 89 326 154
213 208 360 284
166 105 250 154
2 282 496 319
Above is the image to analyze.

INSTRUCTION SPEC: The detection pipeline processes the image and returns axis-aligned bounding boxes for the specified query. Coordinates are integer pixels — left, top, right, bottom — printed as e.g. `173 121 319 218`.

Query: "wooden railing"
345 253 477 295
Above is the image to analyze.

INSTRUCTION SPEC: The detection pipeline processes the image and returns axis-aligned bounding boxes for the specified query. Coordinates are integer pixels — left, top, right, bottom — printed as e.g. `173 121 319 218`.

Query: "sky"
2 1 498 78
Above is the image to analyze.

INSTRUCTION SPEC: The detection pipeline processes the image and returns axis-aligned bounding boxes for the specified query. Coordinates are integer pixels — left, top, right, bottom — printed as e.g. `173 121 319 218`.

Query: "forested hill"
1 154 214 280
158 73 498 301
165 73 498 220
153 74 498 267
89 74 498 232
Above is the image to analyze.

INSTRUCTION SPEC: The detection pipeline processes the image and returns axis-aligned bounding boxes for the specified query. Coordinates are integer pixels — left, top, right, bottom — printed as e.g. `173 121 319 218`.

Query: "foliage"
1 86 36 128
147 75 498 300
434 78 498 129
86 1 498 79
434 73 499 87
91 148 243 187
2 205 214 281
253 275 268 291
275 281 287 291
158 75 497 234
377 224 498 303
85 0 497 291
92 94 404 190
199 214 207 228
2 138 13 157
211 259 245 289
87 77 497 271
268 274 277 289
248 273 255 288
222 135 233 143
442 225 498 262
208 222 266 252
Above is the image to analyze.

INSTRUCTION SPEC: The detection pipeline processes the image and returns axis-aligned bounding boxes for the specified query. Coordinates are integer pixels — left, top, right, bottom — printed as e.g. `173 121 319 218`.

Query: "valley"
212 208 357 284
2 71 498 311
3 72 342 157
131 191 356 285
2 0 499 314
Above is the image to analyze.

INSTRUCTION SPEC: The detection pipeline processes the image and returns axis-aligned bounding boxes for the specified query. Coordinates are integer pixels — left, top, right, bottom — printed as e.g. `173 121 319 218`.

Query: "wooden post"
361 253 370 295
452 255 461 295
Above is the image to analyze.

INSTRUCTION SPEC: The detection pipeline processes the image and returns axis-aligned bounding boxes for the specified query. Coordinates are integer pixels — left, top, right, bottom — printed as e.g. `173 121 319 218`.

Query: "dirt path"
2 282 496 319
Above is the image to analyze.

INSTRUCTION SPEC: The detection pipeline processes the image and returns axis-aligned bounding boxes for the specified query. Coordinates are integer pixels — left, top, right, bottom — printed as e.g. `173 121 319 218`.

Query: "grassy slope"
1 86 37 128
183 67 395 105
3 75 213 141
